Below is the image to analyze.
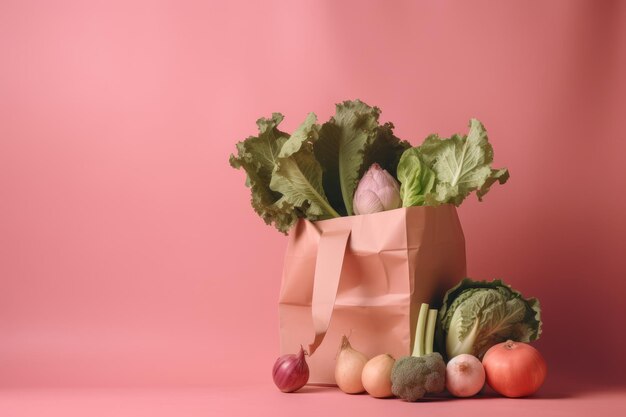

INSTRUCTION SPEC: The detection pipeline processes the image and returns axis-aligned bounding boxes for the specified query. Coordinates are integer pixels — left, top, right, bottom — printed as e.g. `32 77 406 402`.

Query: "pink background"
1 0 625 415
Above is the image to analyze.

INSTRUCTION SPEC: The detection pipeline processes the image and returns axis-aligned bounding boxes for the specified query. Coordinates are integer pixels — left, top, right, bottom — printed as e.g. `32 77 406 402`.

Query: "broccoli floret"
390 303 447 401
390 352 446 402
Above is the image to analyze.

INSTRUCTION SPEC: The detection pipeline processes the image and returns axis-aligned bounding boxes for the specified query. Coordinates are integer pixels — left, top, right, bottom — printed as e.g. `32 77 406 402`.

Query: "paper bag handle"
308 228 351 355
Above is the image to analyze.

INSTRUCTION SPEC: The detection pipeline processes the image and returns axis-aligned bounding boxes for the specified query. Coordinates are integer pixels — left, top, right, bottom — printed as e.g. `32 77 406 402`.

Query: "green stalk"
412 303 430 357
424 309 438 355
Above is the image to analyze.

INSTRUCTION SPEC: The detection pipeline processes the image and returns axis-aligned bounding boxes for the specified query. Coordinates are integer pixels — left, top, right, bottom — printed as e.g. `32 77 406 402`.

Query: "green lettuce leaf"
270 113 340 220
314 100 381 215
438 278 542 359
362 122 412 181
397 147 437 207
229 114 299 233
477 168 510 201
417 119 509 205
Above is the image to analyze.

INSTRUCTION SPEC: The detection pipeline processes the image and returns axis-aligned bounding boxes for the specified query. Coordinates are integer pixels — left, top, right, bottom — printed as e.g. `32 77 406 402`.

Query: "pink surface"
1 0 626 415
0 383 625 417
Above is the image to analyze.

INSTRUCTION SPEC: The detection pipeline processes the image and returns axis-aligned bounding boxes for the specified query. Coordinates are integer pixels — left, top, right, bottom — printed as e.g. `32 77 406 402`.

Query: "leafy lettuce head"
439 278 542 360
398 119 509 207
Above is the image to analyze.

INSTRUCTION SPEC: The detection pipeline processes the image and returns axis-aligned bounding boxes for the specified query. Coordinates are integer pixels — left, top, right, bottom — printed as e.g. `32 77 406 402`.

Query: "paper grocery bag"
278 205 466 385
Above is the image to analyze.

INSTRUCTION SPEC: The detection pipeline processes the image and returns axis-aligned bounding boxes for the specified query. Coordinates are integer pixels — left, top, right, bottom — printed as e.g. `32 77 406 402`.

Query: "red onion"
272 346 309 392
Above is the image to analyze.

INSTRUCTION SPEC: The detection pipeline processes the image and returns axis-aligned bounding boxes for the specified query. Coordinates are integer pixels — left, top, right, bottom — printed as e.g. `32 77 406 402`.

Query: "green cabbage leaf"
397 147 437 207
270 113 340 220
229 114 298 233
423 119 509 205
313 100 382 216
439 278 542 359
399 119 509 207
230 103 509 233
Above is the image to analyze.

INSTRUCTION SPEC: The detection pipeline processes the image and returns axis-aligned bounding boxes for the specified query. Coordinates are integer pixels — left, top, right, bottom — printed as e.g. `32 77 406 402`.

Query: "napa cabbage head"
438 278 542 360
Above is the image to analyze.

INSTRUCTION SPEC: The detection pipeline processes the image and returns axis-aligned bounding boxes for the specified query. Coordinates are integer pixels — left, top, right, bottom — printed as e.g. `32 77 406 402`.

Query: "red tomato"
482 340 547 398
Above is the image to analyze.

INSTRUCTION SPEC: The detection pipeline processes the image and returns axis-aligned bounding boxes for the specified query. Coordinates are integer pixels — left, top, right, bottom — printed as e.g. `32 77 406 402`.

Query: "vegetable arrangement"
230 100 509 233
248 101 545 402
271 278 547 401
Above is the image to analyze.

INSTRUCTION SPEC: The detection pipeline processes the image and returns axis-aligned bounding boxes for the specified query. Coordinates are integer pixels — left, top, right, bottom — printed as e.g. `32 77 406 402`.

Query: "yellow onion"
362 354 396 398
335 336 369 394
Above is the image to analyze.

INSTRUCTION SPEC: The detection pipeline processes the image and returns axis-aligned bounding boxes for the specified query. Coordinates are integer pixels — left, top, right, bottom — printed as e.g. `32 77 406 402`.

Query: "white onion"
445 353 485 397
